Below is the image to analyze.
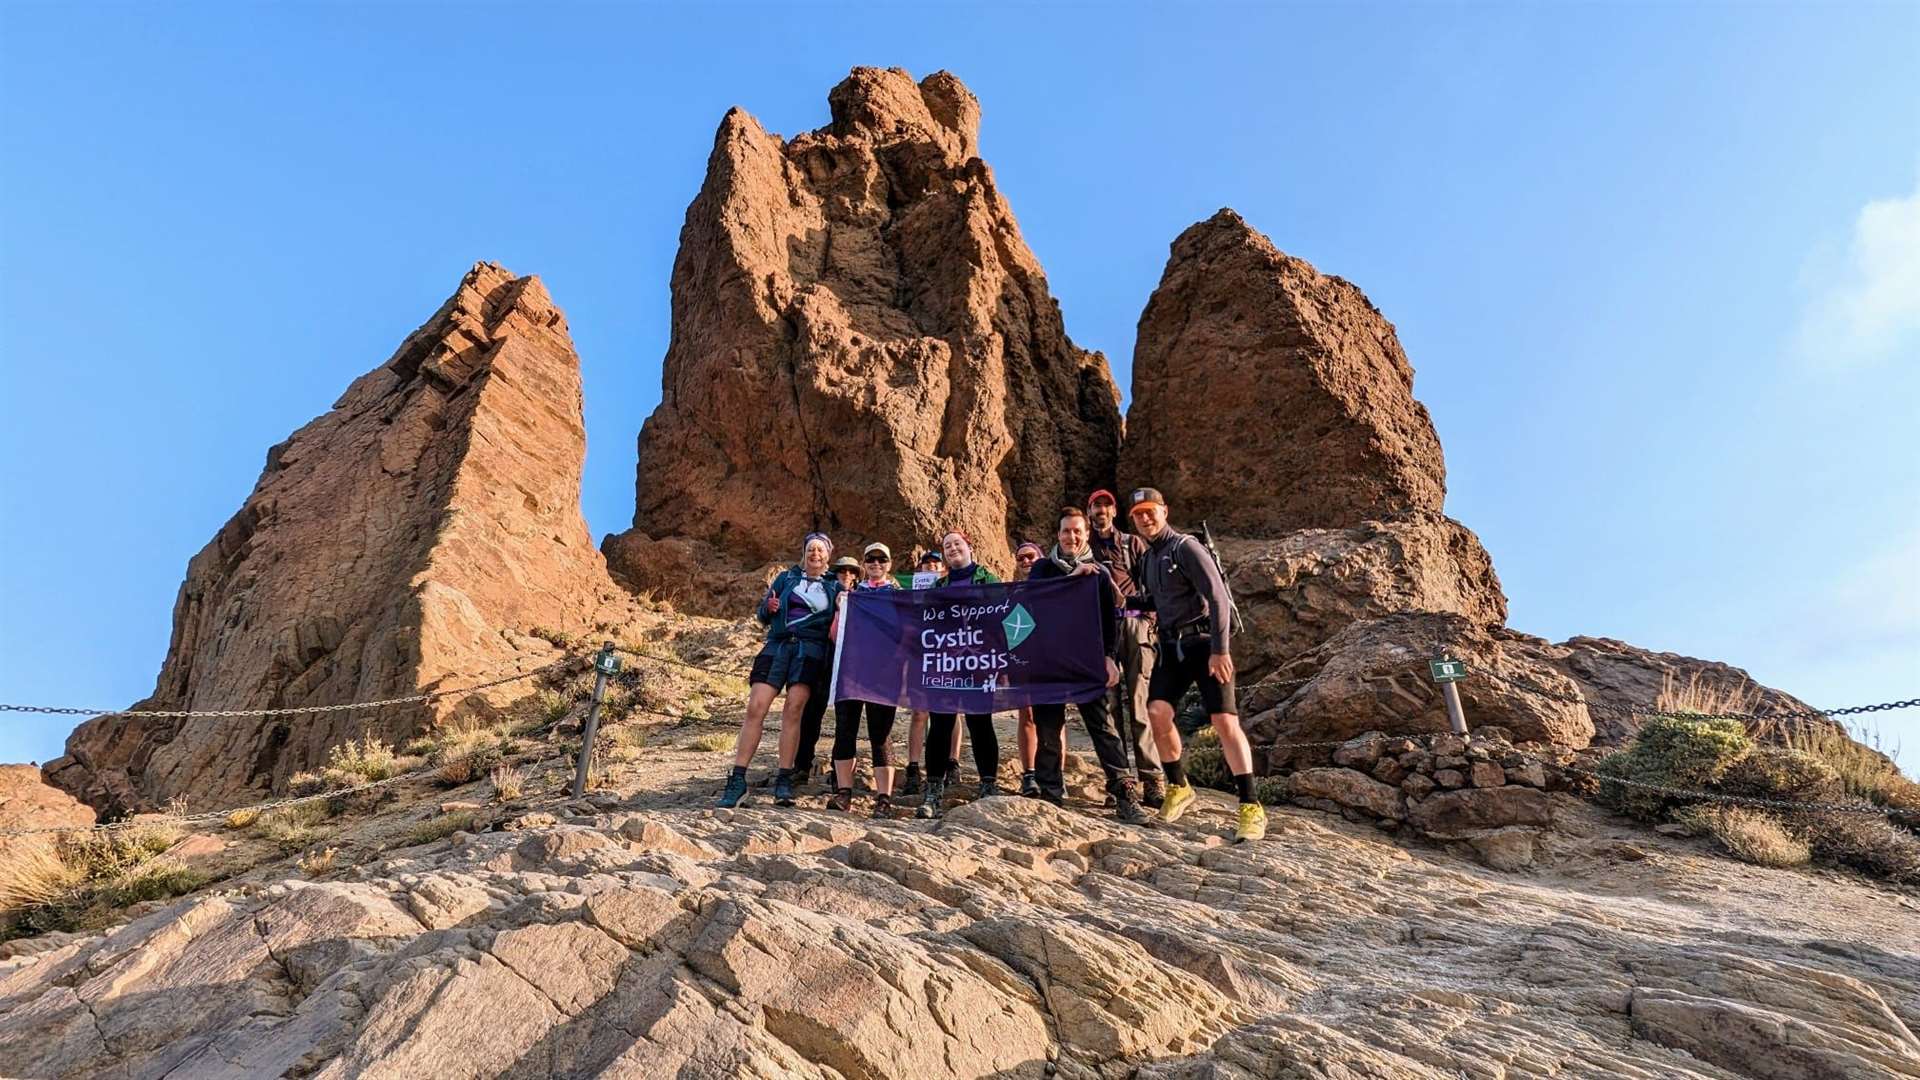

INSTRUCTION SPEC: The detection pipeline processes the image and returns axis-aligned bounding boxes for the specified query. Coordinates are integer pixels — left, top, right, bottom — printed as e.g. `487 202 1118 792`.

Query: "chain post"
1434 650 1470 736
571 642 620 798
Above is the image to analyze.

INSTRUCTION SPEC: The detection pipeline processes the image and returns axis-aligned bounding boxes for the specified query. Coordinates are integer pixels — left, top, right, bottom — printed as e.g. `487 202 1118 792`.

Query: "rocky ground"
3 703 1916 1080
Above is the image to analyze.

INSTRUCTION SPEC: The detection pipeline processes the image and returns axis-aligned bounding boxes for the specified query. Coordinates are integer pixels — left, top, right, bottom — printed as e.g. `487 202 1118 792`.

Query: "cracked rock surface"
3 750 1915 1079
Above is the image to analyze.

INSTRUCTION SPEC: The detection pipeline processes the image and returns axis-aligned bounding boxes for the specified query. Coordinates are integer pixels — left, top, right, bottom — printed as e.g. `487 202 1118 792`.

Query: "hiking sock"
775 767 794 783
1234 772 1255 804
1164 758 1187 787
730 765 748 780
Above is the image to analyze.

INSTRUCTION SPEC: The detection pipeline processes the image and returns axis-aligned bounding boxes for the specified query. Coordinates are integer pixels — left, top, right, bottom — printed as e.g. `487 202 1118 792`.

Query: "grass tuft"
407 811 476 847
1675 805 1810 868
489 764 525 803
688 733 734 753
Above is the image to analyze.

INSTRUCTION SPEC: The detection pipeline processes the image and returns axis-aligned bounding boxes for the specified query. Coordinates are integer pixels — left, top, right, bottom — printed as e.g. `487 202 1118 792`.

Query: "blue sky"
2 3 1915 767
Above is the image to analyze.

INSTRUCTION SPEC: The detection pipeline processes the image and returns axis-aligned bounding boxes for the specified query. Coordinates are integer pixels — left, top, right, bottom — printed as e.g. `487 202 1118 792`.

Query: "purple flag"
831 575 1107 713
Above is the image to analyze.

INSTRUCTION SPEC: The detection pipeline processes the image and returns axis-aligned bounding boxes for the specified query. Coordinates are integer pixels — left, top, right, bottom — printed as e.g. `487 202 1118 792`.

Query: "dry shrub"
287 772 328 796
223 807 262 830
296 847 338 877
0 824 206 938
1782 724 1920 814
407 811 476 847
1791 813 1920 884
688 733 733 753
319 736 399 788
605 724 647 762
1657 672 1762 718
254 802 334 850
1676 805 1810 868
489 764 525 803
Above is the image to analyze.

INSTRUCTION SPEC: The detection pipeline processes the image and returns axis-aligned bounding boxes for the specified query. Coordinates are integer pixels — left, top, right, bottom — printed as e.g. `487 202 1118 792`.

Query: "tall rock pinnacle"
1122 209 1447 535
607 67 1121 590
47 264 618 813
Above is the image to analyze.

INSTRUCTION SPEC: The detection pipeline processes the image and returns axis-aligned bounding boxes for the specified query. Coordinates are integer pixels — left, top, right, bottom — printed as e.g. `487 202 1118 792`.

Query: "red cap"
1087 489 1117 508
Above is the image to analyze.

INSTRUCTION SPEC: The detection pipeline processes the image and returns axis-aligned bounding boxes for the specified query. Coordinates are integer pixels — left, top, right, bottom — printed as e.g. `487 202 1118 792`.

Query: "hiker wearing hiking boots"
717 532 842 809
1025 507 1149 823
1010 540 1063 798
916 529 1003 819
826 543 904 816
1122 489 1266 842
1087 488 1164 808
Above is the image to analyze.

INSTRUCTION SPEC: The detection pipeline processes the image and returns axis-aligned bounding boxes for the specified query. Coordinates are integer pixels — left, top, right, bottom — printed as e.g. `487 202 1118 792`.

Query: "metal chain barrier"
1560 764 1918 820
0 659 572 720
1476 667 1918 723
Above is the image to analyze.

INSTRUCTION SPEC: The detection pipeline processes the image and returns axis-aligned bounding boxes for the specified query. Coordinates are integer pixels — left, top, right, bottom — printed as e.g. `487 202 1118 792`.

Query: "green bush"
1717 748 1841 803
1252 777 1289 805
1183 746 1234 792
1594 715 1750 821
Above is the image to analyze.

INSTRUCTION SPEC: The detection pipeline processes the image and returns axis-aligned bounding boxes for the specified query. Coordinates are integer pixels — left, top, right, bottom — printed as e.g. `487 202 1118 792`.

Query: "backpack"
1169 522 1245 635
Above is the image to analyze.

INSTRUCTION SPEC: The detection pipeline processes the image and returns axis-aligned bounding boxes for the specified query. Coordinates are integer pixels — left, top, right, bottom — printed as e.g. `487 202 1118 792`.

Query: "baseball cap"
862 542 891 559
1087 489 1117 507
919 550 944 565
1127 487 1165 514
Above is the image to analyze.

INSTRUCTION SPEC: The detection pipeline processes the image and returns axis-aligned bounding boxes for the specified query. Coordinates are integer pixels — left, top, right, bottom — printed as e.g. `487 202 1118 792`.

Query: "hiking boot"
915 780 946 819
1158 782 1196 823
773 772 796 807
1139 773 1166 810
1019 771 1041 798
977 779 1001 800
874 793 895 818
718 772 749 809
899 765 923 797
1112 779 1149 825
828 789 853 813
1234 802 1268 843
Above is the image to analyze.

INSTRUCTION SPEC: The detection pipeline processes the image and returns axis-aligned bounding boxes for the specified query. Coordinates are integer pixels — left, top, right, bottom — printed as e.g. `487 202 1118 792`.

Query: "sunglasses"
864 555 890 563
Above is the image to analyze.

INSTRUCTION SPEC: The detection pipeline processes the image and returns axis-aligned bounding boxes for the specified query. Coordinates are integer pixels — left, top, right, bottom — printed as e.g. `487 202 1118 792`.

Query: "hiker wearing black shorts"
1025 507 1148 823
1123 488 1267 842
718 532 842 809
827 543 904 815
916 529 1002 819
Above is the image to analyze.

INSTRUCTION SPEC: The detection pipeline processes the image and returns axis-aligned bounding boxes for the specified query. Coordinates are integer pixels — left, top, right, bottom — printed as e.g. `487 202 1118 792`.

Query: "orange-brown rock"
0 765 94 854
46 264 619 815
1219 512 1507 680
1550 636 1821 745
606 67 1121 582
1122 209 1445 536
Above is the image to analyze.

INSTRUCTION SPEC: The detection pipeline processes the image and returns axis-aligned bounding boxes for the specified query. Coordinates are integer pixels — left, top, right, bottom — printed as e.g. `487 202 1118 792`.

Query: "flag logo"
1002 603 1036 650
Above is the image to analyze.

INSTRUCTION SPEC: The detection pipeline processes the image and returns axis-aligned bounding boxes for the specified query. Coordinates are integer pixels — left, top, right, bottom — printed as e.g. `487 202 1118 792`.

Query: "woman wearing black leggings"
915 529 1003 820
830 543 906 814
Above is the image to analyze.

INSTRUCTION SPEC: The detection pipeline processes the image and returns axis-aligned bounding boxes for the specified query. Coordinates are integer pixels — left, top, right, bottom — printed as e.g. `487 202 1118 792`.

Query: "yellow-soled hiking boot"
1233 802 1268 843
1158 782 1196 823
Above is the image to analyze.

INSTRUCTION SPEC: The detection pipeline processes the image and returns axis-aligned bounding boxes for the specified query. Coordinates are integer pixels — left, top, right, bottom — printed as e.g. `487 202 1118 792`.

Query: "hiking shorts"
749 639 829 691
1147 636 1237 716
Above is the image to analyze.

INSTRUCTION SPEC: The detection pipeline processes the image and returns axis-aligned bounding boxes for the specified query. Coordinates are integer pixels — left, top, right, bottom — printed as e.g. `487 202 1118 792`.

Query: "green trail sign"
595 651 623 676
1429 658 1467 683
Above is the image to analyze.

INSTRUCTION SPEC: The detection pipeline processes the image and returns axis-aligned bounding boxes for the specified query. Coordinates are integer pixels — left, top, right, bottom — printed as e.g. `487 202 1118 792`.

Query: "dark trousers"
1031 693 1131 800
1112 617 1161 777
794 683 830 770
833 700 898 765
928 712 997 785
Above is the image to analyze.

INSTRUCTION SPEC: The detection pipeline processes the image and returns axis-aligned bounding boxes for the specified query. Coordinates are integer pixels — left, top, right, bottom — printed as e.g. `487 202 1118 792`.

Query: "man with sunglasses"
1123 488 1266 843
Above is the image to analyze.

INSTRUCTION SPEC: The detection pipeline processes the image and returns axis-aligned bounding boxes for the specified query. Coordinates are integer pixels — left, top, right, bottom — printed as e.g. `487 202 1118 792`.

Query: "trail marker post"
572 642 620 798
1431 654 1470 736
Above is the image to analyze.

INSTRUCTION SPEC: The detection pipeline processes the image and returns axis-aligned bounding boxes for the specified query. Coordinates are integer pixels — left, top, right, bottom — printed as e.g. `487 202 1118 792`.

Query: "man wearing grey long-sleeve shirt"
1123 487 1267 843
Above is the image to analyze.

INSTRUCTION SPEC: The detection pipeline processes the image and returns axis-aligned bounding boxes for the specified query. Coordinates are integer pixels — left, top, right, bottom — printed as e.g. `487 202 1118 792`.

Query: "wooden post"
572 642 619 798
1438 651 1470 736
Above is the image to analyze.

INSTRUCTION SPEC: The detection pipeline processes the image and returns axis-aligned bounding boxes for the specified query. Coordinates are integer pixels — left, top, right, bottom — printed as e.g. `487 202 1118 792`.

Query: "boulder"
1466 827 1539 872
46 264 621 814
1122 208 1446 536
1288 767 1406 821
606 67 1121 580
1407 786 1554 838
1220 514 1507 683
1550 636 1821 746
0 765 93 855
600 533 778 619
1246 613 1594 771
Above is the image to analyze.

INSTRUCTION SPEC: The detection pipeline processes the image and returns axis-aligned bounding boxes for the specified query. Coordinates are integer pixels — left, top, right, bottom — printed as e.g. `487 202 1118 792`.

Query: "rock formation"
46 264 620 814
1246 612 1597 768
1122 208 1445 536
605 66 1122 595
1218 513 1507 680
1553 636 1821 744
0 766 94 856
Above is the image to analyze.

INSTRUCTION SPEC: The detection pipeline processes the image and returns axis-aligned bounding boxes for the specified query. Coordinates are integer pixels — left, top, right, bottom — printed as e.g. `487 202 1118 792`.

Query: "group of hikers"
717 487 1270 844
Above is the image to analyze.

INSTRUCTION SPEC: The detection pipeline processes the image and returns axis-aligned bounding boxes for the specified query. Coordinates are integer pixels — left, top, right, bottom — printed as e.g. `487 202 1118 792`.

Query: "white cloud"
1796 172 1920 370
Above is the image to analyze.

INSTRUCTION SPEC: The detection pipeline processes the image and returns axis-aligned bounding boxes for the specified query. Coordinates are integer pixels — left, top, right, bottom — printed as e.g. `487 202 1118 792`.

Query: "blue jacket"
756 566 841 644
